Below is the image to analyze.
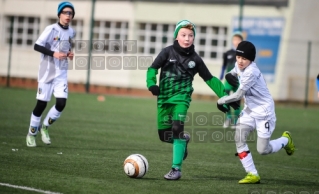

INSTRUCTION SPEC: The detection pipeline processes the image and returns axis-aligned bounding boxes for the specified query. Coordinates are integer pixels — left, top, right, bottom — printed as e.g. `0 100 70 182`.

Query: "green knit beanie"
174 20 196 39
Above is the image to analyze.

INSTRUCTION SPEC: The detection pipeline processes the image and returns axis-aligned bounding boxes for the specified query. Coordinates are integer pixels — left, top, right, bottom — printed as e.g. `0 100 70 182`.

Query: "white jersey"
35 23 75 83
231 62 276 120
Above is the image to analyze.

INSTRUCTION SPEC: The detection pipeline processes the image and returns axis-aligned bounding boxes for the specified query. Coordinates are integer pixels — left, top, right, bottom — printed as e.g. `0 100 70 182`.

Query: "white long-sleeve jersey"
35 23 75 83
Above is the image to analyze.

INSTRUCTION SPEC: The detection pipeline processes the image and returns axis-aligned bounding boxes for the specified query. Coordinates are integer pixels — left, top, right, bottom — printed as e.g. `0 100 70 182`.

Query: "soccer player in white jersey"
217 41 295 184
26 1 76 147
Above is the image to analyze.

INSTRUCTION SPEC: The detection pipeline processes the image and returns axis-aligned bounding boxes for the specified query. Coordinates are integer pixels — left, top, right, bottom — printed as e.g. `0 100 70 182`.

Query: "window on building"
194 25 227 60
137 22 228 60
137 22 175 56
5 16 40 47
92 20 128 40
93 20 129 51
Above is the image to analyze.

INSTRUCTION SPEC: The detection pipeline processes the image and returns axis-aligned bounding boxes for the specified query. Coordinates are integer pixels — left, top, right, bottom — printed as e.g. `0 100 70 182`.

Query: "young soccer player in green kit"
146 20 239 180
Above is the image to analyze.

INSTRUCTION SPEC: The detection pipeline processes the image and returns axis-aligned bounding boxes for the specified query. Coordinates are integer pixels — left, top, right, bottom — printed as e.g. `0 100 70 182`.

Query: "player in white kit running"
217 41 296 184
26 1 75 147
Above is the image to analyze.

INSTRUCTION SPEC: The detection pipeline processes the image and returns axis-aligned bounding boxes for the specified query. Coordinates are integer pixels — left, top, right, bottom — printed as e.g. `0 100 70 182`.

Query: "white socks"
237 136 289 175
29 114 41 135
43 106 62 126
29 106 62 135
270 137 289 153
238 151 258 175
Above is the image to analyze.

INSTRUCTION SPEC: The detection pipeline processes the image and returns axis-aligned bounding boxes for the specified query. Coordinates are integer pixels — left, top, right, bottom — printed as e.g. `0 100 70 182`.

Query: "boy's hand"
228 101 240 110
218 96 240 110
67 51 74 60
149 85 160 96
217 103 229 113
53 52 67 60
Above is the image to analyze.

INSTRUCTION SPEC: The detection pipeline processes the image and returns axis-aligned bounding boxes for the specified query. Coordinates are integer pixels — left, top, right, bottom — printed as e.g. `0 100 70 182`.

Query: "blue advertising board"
232 17 285 82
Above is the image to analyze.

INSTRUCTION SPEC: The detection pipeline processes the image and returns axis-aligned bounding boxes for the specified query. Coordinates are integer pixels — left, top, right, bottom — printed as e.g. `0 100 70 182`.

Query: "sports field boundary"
0 182 63 194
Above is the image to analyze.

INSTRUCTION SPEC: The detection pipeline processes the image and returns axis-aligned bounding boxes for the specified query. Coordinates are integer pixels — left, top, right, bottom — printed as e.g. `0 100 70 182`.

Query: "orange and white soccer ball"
123 154 149 178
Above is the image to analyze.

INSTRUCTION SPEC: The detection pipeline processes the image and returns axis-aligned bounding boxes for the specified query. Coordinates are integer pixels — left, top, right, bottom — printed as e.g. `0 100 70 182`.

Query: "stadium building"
0 0 318 102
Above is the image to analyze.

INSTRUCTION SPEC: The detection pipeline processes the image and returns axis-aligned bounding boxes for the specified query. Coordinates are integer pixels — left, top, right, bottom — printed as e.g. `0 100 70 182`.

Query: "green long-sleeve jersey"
146 41 226 106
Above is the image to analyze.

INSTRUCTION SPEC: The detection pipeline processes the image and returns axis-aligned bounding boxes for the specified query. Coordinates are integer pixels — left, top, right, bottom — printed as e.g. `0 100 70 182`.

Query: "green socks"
172 138 186 170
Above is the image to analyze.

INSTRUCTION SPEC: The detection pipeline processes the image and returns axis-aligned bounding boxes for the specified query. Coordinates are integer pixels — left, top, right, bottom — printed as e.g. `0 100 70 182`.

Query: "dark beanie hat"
57 1 75 19
236 41 256 61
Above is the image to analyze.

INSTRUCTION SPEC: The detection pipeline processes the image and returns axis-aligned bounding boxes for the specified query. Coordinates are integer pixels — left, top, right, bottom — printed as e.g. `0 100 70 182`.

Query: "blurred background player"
219 32 244 128
146 20 239 180
317 74 319 98
26 1 75 147
217 41 295 184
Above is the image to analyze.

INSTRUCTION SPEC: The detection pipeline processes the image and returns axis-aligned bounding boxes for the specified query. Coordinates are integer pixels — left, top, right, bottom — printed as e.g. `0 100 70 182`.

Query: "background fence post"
6 16 14 87
86 0 96 93
238 0 245 32
304 41 312 107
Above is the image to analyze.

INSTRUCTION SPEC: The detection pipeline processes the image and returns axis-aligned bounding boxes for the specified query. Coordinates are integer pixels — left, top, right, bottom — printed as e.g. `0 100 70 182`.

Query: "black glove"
148 85 160 96
225 73 239 88
217 103 230 113
228 100 240 110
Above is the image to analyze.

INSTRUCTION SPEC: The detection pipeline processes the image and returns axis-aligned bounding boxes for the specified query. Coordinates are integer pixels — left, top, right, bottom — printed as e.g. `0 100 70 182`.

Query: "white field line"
0 182 63 194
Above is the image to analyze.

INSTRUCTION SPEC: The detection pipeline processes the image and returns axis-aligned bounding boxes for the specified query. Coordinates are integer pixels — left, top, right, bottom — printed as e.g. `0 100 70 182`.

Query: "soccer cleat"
238 173 260 184
40 125 51 145
223 118 231 128
26 134 36 147
282 131 295 155
183 134 190 160
164 168 182 180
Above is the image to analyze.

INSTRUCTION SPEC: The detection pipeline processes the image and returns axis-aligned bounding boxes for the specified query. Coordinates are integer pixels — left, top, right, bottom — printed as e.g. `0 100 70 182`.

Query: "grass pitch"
0 87 319 194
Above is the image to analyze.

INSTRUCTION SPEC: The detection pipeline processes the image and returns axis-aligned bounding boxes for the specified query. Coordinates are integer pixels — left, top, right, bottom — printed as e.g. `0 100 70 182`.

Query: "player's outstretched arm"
196 57 227 98
217 89 245 105
205 77 227 98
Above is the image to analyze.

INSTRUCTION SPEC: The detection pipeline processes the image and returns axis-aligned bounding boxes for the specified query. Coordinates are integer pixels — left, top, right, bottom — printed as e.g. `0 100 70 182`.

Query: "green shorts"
157 104 188 130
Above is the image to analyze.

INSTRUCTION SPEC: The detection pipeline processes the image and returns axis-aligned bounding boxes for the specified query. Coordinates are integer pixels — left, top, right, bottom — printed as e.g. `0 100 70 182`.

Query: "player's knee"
172 121 184 138
33 100 48 116
158 129 172 143
235 124 252 144
257 137 272 155
257 146 271 155
235 124 253 151
55 98 67 112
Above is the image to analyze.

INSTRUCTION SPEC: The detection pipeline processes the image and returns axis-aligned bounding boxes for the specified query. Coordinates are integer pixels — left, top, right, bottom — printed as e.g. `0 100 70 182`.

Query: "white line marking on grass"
0 183 63 194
